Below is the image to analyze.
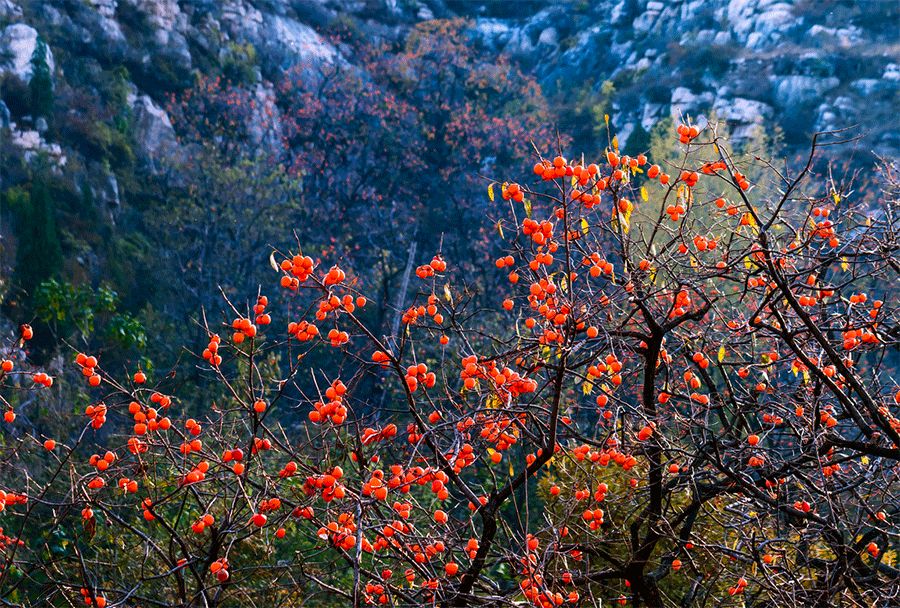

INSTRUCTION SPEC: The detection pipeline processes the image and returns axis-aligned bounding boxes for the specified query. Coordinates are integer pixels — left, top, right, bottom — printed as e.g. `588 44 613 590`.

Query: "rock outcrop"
1 23 53 81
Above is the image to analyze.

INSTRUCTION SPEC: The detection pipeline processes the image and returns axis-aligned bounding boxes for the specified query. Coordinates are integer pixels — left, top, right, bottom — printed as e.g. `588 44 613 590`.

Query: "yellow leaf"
840 257 849 272
582 380 593 395
717 345 726 362
832 192 841 205
581 218 589 235
640 186 649 202
487 183 495 202
443 283 453 304
523 198 532 218
268 251 280 272
612 135 619 151
496 220 504 240
604 114 609 126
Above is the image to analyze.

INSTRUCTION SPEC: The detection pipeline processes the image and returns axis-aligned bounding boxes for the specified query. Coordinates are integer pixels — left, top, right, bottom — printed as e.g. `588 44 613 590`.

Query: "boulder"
87 0 117 18
814 96 858 133
725 0 797 49
86 162 120 208
633 2 664 33
0 0 22 20
670 87 714 120
123 0 191 68
714 96 773 142
850 79 887 97
772 75 840 107
221 7 339 73
9 123 66 166
537 27 557 47
0 23 53 82
128 93 179 170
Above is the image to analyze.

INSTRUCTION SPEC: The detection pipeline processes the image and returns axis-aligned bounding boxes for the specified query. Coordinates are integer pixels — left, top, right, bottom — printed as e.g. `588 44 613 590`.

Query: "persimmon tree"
0 123 897 608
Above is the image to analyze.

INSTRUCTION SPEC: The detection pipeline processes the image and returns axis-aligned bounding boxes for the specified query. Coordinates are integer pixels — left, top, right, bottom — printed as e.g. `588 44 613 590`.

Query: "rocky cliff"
0 0 897 194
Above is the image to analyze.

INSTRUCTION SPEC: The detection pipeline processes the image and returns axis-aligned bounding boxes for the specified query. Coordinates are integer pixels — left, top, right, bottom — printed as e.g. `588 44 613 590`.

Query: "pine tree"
29 37 53 127
13 173 62 297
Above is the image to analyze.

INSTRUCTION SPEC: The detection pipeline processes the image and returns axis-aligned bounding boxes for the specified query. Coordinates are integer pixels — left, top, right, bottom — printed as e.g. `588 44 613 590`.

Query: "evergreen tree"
29 37 53 127
13 173 62 298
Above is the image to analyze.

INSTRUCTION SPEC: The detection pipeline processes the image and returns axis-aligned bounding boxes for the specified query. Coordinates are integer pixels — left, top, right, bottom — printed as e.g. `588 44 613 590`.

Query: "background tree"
28 38 53 130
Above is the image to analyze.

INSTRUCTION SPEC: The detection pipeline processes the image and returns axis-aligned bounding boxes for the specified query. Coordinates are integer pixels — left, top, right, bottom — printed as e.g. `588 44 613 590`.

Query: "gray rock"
128 93 179 170
815 96 858 132
97 169 120 208
713 31 733 46
0 0 22 20
0 23 54 82
633 3 663 33
537 27 557 47
222 8 339 73
726 0 797 49
9 124 66 166
714 96 773 142
807 24 862 48
87 0 117 18
773 75 840 107
641 103 665 131
850 79 886 96
670 86 715 119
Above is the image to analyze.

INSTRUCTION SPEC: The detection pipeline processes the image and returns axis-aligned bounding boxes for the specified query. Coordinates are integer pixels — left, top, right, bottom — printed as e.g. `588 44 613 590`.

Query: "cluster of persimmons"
0 120 896 608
